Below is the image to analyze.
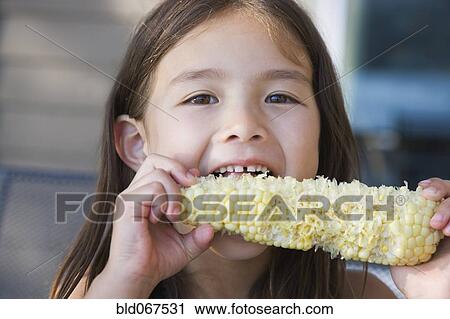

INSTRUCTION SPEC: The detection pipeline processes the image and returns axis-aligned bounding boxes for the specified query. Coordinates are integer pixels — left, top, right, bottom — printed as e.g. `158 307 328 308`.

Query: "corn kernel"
405 214 414 225
412 225 421 236
181 174 443 266
415 235 425 247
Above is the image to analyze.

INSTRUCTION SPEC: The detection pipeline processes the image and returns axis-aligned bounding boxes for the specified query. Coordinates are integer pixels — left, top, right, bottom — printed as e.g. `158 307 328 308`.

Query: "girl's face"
143 12 320 260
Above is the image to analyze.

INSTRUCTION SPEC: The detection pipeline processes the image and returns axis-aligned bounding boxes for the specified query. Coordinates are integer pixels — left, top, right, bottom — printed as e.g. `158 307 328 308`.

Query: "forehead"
154 12 312 85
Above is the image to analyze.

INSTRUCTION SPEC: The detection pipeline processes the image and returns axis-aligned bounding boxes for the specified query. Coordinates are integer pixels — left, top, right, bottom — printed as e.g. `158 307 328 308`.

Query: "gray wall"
0 0 158 173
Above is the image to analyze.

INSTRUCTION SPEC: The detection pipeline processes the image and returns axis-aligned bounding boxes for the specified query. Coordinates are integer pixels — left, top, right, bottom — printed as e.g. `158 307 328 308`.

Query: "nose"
215 106 268 144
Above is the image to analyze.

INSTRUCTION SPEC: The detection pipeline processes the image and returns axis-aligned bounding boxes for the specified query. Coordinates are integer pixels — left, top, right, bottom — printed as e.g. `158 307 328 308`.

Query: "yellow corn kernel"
181 174 444 265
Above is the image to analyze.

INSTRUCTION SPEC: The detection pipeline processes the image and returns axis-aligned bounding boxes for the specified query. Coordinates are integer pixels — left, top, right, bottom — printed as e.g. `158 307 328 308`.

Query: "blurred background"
0 0 449 298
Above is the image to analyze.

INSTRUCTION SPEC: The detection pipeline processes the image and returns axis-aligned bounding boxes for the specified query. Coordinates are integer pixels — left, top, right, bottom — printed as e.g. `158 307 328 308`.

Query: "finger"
180 224 214 262
150 154 199 186
148 184 167 224
122 181 166 224
132 155 156 181
419 178 450 201
430 198 450 232
444 224 450 237
129 169 182 223
173 222 195 235
134 153 198 187
114 181 164 230
150 169 184 223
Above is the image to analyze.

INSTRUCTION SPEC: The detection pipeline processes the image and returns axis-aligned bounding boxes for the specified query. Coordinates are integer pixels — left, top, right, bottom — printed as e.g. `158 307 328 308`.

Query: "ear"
114 114 149 172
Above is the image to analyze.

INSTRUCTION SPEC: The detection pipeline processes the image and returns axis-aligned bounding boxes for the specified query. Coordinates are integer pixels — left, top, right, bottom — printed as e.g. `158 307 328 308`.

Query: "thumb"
181 224 214 261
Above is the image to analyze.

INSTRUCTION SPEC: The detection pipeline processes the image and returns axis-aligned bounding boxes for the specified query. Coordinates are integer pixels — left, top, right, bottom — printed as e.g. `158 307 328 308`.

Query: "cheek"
273 107 320 178
147 111 212 161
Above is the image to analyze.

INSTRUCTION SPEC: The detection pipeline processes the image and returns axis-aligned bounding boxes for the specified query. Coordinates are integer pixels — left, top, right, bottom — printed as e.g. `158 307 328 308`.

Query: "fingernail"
186 172 195 180
419 179 431 186
198 225 213 241
431 214 443 225
186 168 199 179
444 224 450 236
172 202 182 216
423 187 439 196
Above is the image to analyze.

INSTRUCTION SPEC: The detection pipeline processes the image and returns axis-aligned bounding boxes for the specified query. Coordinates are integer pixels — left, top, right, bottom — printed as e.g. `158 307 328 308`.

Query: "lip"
207 158 280 176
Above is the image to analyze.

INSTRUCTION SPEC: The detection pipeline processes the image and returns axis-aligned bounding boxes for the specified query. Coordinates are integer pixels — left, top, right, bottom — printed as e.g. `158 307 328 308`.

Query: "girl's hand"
87 154 214 298
390 178 450 298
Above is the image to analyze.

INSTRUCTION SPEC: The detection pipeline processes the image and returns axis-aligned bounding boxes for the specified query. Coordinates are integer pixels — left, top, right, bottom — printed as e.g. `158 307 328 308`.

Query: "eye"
183 94 219 105
265 93 300 104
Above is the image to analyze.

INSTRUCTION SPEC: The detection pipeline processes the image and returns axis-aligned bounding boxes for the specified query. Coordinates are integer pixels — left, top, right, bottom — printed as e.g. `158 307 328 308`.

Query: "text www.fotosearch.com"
116 302 334 316
194 302 333 315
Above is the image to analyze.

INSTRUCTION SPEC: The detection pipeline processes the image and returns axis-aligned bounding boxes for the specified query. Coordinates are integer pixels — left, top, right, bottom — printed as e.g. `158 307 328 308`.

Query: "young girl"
50 0 450 298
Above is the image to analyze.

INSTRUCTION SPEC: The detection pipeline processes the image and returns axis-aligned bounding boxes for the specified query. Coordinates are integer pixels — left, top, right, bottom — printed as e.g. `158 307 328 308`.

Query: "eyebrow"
258 69 311 85
169 68 311 86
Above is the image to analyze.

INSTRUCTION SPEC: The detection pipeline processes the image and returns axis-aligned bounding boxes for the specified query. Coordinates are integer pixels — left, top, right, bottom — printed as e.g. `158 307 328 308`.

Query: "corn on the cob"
180 174 444 266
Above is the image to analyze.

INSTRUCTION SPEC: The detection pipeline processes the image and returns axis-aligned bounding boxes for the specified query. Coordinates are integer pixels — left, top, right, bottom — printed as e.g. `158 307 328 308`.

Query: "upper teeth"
214 165 270 174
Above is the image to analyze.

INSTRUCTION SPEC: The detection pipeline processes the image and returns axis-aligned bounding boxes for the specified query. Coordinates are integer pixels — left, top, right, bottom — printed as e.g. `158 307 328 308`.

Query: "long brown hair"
50 0 363 298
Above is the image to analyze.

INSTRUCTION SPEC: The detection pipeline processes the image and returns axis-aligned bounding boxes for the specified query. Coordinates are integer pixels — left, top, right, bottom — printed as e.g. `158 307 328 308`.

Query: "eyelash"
265 93 300 105
182 93 301 105
182 94 219 105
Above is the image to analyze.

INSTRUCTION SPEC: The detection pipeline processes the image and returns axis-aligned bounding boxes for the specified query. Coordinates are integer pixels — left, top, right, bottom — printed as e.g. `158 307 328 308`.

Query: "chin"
209 232 268 260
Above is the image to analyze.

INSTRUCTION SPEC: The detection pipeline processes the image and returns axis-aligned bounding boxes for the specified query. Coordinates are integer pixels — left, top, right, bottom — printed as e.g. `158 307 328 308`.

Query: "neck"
182 247 272 298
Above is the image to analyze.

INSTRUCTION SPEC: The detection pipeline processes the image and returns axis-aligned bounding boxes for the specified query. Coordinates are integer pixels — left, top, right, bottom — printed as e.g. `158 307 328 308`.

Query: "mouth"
210 164 275 178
